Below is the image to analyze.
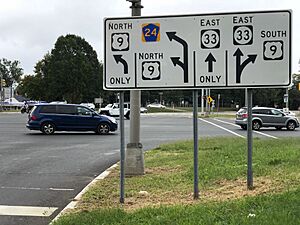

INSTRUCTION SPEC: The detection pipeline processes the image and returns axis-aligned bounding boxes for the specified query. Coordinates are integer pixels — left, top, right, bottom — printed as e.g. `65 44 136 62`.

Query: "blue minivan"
26 104 118 135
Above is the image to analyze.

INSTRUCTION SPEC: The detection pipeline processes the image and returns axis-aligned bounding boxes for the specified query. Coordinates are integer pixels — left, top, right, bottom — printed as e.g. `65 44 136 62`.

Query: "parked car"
140 107 148 113
98 103 147 119
26 104 117 135
146 103 166 108
235 107 299 131
99 103 130 119
80 102 95 110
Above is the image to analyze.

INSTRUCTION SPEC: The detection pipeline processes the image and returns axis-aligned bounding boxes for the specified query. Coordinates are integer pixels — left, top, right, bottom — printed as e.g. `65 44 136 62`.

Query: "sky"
0 0 299 75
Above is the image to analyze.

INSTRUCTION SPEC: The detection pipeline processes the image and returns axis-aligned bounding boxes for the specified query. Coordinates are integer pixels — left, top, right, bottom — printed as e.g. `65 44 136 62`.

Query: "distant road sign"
104 10 291 90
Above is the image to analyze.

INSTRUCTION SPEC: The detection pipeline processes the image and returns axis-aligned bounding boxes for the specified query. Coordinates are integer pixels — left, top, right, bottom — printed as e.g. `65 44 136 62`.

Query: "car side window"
39 105 57 114
262 109 271 115
77 106 92 116
57 105 76 115
271 109 282 116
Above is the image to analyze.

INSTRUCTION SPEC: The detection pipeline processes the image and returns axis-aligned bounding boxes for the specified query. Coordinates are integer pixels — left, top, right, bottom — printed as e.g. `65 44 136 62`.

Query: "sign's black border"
104 10 292 90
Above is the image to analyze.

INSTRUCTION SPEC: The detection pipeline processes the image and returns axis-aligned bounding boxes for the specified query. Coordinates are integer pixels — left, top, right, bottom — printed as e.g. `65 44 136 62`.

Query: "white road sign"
104 10 291 90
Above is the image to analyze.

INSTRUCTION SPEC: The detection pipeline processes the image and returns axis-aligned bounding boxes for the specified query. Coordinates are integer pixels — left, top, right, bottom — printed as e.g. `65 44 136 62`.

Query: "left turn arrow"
113 55 128 74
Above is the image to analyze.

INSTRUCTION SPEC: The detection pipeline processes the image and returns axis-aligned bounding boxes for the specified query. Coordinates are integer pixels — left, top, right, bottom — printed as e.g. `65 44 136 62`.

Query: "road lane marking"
199 118 245 138
51 163 118 223
213 118 278 139
0 186 74 191
0 205 58 217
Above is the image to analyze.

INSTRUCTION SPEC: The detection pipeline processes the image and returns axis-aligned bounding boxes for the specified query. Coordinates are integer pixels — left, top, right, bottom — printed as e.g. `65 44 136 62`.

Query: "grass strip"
53 137 300 225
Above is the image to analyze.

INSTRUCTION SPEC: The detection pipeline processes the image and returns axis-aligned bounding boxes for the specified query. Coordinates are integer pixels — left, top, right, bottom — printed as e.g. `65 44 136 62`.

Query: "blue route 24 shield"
142 23 160 42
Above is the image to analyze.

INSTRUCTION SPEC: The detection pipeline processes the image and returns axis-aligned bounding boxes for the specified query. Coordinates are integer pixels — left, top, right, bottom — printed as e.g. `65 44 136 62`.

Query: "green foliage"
0 58 23 86
19 34 103 103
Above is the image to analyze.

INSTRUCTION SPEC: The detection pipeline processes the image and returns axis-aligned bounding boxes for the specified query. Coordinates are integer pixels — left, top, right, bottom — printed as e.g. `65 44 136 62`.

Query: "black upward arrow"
113 55 128 74
205 53 216 73
166 32 188 83
233 48 257 83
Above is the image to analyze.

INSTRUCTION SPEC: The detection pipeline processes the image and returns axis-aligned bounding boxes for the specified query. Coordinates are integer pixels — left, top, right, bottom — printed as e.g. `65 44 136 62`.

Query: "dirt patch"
120 177 279 211
203 177 277 201
76 168 282 213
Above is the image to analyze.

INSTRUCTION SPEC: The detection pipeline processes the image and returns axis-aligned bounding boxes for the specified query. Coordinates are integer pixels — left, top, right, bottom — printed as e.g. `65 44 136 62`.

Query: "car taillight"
242 113 248 118
31 115 37 121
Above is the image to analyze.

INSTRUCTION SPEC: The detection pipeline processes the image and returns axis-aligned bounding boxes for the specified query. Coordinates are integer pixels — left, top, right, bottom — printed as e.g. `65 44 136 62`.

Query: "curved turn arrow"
233 48 257 83
166 32 189 83
113 55 128 74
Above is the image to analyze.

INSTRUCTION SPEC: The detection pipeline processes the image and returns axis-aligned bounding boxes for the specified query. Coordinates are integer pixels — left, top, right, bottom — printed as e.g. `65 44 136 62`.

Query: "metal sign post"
247 89 253 189
119 91 125 203
193 90 199 199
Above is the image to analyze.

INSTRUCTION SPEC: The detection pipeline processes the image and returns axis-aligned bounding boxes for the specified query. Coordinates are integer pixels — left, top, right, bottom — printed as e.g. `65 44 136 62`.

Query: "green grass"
53 137 300 225
54 188 300 225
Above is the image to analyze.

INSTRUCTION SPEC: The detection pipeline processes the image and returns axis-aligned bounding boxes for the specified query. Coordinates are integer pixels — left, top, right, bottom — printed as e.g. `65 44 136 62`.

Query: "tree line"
1 34 299 110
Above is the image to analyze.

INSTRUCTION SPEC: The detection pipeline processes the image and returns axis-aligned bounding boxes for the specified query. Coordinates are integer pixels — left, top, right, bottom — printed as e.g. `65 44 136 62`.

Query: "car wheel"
125 112 130 120
286 121 296 131
241 125 247 130
96 122 110 134
252 120 261 131
41 122 56 135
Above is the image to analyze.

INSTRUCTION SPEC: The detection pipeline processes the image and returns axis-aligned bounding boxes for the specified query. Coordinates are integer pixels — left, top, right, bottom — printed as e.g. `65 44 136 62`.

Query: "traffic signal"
298 82 300 91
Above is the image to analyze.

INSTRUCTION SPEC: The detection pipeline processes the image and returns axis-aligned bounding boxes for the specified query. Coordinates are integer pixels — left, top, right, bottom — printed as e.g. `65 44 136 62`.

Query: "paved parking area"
0 112 298 225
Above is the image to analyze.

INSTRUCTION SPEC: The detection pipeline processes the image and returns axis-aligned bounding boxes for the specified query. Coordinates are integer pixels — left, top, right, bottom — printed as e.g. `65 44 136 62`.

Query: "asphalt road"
0 112 299 225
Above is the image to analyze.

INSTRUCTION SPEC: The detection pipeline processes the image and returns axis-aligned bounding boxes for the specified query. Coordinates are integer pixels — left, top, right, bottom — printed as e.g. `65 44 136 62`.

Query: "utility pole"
125 0 144 175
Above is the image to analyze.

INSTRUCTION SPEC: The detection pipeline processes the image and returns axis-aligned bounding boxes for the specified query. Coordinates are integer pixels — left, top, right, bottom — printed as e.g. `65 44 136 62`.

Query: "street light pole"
125 0 144 175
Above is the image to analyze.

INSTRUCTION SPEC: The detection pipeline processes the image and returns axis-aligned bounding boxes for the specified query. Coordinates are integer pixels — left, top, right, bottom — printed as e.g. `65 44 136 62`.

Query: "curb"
51 163 118 223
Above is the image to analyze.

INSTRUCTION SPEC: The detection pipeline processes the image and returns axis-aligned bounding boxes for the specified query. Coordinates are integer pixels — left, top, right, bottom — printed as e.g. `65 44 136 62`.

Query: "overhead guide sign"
104 10 291 90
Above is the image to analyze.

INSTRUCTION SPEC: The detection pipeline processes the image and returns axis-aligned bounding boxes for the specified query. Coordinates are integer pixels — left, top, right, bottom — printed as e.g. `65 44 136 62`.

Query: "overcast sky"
0 0 299 74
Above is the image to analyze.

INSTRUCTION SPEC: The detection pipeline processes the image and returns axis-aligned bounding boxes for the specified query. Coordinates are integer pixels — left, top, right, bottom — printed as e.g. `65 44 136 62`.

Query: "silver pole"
193 90 199 199
0 74 3 111
125 0 144 176
247 89 253 189
201 89 204 115
119 92 125 203
129 0 142 145
285 88 289 109
245 88 248 107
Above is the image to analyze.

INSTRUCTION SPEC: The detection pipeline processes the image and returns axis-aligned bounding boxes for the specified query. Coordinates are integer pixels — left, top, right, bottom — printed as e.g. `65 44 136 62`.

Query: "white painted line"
51 163 118 223
49 188 75 191
253 130 278 139
213 118 278 139
0 205 58 217
199 118 245 138
213 118 241 128
0 186 74 191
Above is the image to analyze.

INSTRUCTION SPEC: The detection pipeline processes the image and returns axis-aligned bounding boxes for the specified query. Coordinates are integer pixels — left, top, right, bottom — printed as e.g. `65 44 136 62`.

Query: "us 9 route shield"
104 10 291 90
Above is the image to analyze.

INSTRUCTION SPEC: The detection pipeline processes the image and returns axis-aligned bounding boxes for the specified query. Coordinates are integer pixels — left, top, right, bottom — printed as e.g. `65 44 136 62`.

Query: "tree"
22 34 102 103
0 58 23 86
17 54 51 100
